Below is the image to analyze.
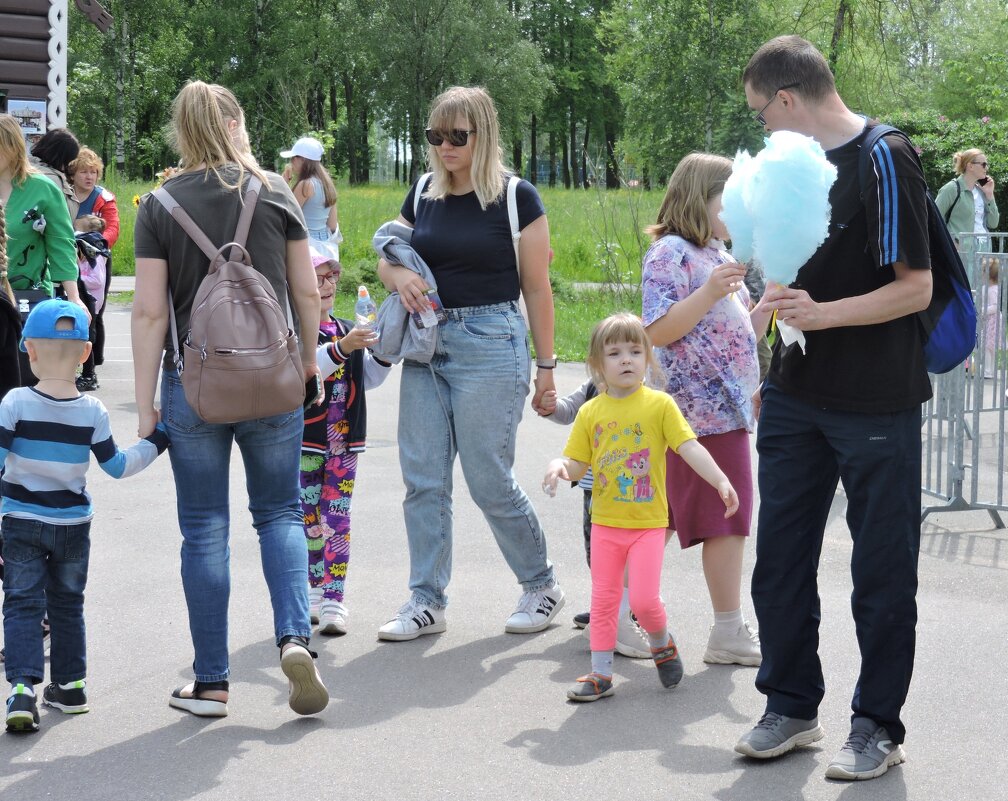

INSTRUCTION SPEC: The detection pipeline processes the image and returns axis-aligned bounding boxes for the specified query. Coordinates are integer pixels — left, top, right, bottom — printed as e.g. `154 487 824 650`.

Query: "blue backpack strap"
857 123 900 201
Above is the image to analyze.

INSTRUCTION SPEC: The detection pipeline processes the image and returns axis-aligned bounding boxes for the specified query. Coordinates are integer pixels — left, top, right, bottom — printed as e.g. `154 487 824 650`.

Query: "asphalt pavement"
2 300 1005 801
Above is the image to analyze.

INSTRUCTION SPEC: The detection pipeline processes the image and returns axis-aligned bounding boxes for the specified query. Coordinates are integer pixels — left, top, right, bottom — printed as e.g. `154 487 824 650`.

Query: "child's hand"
538 389 558 416
704 262 747 301
719 480 739 518
542 458 570 498
340 327 380 353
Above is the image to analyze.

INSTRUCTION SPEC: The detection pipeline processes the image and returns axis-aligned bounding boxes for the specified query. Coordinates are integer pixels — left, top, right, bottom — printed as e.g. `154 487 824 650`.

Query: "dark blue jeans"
752 383 921 744
2 516 91 686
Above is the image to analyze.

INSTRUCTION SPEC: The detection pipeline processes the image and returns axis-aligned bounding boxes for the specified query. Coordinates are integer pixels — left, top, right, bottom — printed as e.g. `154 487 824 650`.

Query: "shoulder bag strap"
230 176 262 261
507 175 521 270
151 187 219 262
413 172 432 220
944 179 962 225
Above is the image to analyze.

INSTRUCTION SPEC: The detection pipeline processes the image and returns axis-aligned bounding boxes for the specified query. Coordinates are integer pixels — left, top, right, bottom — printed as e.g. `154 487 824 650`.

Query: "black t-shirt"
768 124 933 413
400 177 546 309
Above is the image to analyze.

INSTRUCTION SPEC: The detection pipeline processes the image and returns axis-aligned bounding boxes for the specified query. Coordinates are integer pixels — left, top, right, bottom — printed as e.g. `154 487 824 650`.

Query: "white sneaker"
704 621 761 666
308 587 323 624
377 598 446 641
318 599 348 636
615 611 651 659
505 583 565 633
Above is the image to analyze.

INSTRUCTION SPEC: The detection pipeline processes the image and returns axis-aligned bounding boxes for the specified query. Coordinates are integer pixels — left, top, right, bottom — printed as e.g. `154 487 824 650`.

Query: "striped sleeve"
865 134 930 271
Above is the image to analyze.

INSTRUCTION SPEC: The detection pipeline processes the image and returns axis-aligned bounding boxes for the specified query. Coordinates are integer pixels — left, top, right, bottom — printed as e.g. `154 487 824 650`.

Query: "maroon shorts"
666 428 753 549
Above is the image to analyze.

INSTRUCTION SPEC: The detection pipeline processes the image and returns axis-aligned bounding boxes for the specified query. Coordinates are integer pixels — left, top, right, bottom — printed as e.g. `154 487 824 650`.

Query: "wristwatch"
536 354 558 369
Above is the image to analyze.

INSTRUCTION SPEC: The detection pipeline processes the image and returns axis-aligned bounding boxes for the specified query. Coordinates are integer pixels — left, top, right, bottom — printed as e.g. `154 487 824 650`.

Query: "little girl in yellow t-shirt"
543 313 738 702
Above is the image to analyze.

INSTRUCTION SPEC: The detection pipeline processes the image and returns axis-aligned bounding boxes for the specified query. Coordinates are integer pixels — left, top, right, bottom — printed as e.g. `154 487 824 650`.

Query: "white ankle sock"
591 651 614 676
713 608 744 633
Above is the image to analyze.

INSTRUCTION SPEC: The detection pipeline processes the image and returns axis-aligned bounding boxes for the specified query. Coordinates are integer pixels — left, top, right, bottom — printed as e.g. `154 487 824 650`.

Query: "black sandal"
169 679 229 718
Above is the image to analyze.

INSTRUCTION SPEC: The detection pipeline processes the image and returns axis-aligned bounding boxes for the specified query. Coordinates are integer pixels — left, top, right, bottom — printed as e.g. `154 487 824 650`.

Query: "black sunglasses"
425 128 476 147
754 83 800 126
972 160 989 169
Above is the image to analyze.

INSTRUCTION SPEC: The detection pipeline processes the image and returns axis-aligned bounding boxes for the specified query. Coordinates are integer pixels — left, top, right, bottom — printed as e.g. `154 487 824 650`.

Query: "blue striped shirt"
0 388 169 524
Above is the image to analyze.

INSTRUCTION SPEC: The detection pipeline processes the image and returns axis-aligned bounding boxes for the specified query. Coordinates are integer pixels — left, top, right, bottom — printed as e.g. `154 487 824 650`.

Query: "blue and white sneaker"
6 684 39 733
377 598 446 641
825 718 906 780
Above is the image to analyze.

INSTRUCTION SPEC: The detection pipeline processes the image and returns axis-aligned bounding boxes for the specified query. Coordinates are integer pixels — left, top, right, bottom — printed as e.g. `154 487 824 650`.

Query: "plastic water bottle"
354 285 377 330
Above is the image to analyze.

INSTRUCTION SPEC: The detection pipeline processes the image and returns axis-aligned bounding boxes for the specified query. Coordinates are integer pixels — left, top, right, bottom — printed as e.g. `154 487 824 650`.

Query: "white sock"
618 588 631 618
713 608 743 633
590 650 614 676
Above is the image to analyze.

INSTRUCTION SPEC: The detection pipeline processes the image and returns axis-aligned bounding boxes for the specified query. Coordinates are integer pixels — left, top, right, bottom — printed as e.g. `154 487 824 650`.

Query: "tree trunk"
394 134 400 184
512 139 523 178
581 120 590 189
342 74 358 184
828 0 850 72
604 117 618 188
359 103 369 183
114 16 128 173
568 102 577 188
328 80 339 163
548 130 557 188
529 113 538 186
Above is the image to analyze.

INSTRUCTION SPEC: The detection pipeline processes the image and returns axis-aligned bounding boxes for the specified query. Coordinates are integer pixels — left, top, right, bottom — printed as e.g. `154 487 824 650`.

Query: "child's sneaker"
378 598 446 641
42 680 89 714
504 582 565 633
318 599 348 636
651 635 684 688
6 684 39 733
572 611 590 629
308 587 324 625
703 621 761 666
566 672 614 702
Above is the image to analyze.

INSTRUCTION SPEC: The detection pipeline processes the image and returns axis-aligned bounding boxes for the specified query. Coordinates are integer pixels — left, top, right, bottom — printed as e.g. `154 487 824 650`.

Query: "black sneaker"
76 374 99 391
42 680 89 714
6 685 40 733
573 611 590 629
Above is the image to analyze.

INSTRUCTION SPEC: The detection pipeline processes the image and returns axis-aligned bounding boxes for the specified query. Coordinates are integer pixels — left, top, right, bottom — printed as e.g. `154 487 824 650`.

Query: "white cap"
280 136 324 161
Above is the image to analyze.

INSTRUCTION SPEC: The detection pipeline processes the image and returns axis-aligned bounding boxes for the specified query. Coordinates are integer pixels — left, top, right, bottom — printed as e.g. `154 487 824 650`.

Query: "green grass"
104 177 660 360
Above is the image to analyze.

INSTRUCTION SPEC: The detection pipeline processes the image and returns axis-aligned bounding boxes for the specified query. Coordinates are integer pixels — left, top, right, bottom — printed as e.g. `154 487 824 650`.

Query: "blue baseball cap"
19 299 90 352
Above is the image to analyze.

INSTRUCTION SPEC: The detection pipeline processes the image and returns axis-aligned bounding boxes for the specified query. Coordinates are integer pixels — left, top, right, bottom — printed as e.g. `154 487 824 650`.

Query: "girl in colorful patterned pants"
301 245 392 634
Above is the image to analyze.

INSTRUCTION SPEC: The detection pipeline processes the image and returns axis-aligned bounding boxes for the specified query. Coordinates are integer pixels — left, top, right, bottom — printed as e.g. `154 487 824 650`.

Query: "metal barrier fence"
921 232 1007 526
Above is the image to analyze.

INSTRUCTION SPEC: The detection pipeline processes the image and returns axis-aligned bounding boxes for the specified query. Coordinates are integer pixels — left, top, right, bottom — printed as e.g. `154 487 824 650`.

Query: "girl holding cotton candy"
641 153 775 668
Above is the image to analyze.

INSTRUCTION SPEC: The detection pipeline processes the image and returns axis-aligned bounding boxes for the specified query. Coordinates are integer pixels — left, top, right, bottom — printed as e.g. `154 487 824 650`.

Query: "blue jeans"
752 383 921 743
162 371 310 683
398 302 554 608
2 516 90 686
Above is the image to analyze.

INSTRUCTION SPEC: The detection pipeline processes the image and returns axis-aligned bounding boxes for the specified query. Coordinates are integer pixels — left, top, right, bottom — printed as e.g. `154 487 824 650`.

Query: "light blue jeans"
162 371 310 683
398 301 555 608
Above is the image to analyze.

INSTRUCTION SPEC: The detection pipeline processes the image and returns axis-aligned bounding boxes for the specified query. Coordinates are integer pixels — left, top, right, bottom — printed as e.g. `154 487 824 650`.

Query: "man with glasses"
736 36 932 782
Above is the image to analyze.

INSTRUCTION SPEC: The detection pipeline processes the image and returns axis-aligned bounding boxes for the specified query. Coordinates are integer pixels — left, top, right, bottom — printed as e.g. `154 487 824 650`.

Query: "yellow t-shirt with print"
564 385 696 529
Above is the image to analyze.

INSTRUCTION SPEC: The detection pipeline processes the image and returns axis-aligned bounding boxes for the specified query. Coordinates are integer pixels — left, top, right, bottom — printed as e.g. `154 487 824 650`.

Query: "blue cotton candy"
719 131 837 285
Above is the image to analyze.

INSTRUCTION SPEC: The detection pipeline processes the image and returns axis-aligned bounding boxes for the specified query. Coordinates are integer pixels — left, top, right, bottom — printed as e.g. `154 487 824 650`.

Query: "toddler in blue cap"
1 300 170 734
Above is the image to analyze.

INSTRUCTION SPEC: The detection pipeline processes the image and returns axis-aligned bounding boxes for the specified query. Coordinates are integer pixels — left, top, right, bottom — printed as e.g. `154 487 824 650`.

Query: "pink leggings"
589 524 667 652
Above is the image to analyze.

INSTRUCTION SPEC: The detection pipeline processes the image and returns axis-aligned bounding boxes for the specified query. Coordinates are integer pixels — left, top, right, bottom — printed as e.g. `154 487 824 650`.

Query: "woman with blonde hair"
131 80 328 718
642 152 771 668
281 137 339 246
935 148 999 252
375 85 564 641
0 113 85 388
0 202 23 399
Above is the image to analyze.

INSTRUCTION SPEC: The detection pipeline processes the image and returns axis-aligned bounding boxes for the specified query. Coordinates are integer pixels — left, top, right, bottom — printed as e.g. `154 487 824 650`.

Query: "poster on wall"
7 98 47 149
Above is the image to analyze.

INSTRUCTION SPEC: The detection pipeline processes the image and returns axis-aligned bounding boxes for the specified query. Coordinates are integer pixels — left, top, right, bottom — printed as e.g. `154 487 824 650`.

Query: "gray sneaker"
825 718 906 781
735 711 825 758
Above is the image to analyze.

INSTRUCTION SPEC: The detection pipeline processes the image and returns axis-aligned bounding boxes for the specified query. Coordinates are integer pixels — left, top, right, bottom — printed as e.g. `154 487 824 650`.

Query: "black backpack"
857 124 976 374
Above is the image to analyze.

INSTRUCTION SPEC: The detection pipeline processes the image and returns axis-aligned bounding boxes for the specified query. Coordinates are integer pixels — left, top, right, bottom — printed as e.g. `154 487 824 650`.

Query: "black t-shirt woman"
375 86 564 641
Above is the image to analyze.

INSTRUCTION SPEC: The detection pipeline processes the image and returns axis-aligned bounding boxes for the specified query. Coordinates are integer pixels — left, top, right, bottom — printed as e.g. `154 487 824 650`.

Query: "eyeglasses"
316 271 338 287
425 128 476 147
754 83 800 126
971 161 989 169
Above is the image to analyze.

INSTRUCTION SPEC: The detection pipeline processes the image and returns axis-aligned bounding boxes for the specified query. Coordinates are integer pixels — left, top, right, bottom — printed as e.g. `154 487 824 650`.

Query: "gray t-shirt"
134 165 308 369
